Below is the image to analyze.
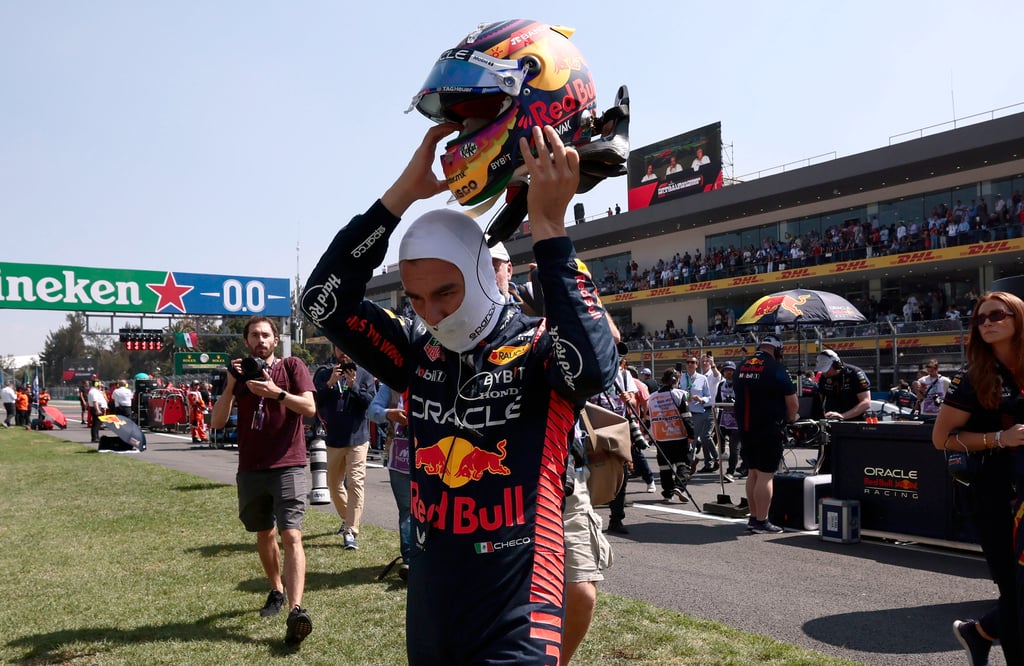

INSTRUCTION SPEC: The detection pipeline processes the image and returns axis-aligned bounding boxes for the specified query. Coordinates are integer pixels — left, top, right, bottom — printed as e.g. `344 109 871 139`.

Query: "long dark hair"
967 291 1024 410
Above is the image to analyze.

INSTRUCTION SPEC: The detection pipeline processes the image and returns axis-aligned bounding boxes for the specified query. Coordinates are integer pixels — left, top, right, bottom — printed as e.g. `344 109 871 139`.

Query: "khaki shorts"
564 468 613 583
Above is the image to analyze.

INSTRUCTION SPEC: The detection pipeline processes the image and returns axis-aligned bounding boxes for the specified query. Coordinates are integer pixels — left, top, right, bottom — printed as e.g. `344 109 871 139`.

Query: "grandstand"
364 107 1024 389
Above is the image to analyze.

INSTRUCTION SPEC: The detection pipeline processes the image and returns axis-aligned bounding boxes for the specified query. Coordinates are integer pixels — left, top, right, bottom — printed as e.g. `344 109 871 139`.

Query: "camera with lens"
626 413 650 450
231 356 267 382
931 395 944 406
338 362 357 372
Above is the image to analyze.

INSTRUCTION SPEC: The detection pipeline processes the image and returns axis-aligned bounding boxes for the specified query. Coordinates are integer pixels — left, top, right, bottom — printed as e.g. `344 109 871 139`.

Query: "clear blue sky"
2 1 1021 360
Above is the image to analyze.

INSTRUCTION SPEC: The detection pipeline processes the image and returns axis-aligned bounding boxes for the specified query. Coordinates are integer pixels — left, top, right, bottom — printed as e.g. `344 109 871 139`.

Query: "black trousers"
90 407 103 442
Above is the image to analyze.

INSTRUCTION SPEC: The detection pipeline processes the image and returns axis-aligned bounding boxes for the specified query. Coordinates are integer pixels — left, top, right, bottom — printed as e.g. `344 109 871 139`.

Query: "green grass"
0 430 865 665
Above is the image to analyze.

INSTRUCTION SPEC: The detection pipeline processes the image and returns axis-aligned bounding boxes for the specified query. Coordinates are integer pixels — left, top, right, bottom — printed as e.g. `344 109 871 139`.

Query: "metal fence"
625 318 968 391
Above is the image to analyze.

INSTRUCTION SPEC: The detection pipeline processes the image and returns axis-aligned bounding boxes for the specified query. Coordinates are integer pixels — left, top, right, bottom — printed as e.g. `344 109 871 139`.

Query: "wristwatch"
277 391 287 402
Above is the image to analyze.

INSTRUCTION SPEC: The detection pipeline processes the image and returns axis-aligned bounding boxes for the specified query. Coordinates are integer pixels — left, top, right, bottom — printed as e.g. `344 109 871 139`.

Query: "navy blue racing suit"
301 200 616 664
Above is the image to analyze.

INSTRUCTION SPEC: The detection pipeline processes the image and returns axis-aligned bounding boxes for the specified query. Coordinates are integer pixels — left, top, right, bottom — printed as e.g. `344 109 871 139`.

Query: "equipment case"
820 498 860 543
769 473 832 530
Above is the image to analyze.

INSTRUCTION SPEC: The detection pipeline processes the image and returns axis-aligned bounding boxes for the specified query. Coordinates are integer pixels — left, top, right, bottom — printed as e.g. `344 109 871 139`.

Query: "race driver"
301 123 616 664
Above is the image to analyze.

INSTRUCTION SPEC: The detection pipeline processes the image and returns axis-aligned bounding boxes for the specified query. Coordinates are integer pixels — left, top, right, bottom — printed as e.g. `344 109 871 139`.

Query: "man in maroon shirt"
210 316 317 647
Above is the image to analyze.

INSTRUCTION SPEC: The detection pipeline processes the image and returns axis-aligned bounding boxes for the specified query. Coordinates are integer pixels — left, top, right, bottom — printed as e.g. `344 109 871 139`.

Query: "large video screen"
626 122 723 211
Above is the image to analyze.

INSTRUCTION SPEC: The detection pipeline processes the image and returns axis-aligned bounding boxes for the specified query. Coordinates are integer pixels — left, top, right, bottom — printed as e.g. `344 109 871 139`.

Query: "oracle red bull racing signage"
862 466 919 500
0 261 291 316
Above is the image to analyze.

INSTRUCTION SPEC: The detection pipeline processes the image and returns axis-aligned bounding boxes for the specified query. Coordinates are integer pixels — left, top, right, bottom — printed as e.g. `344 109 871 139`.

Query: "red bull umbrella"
737 289 866 326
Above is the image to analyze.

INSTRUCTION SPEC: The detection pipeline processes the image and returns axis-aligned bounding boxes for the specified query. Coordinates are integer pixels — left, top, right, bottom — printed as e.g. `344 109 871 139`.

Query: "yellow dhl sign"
604 239 1024 305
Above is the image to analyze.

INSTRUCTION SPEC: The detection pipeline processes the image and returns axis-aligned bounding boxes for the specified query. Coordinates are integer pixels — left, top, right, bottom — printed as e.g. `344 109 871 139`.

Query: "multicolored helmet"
408 19 599 207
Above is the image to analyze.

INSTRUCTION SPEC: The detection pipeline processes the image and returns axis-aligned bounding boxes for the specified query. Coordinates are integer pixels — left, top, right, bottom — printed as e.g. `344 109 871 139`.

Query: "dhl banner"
604 239 1024 306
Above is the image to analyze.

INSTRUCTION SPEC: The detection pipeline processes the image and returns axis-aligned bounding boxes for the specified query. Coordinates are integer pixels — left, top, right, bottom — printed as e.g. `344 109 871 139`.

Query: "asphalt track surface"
41 400 1007 665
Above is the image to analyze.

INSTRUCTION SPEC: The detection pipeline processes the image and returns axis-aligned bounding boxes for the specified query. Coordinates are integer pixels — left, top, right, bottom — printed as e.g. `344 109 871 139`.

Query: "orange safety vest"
187 389 205 410
647 390 687 441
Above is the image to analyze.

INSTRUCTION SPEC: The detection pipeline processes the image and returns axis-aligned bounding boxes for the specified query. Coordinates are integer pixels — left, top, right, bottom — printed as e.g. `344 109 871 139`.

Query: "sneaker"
343 528 358 550
723 473 735 483
746 518 760 532
606 520 629 535
646 481 657 493
335 522 346 535
751 520 784 534
260 589 285 617
953 619 992 666
285 605 313 646
672 487 689 504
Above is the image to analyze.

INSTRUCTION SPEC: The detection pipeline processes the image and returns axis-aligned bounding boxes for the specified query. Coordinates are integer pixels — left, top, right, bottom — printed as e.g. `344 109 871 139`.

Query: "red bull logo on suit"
415 437 511 488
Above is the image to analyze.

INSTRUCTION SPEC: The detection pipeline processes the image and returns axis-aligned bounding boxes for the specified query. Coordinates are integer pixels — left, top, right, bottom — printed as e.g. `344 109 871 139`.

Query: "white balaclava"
399 209 504 352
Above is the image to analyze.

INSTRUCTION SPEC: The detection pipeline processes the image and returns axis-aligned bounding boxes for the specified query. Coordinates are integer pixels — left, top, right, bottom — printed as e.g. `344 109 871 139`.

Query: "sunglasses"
686 360 698 364
973 310 1015 326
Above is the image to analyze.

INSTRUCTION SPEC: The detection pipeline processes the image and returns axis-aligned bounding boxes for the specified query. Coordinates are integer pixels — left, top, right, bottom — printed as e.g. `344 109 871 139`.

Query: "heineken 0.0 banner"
0 262 291 316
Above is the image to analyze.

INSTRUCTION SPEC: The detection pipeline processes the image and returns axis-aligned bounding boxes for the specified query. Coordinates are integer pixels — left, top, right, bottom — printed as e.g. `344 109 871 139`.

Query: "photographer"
647 368 696 502
312 345 376 550
915 359 950 419
210 316 316 647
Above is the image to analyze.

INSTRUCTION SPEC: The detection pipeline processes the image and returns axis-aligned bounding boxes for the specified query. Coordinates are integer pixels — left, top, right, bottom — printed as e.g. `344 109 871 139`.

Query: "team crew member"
301 123 616 664
37 386 51 422
733 336 798 534
111 381 133 419
86 382 108 443
814 349 871 421
931 291 1024 666
186 381 208 443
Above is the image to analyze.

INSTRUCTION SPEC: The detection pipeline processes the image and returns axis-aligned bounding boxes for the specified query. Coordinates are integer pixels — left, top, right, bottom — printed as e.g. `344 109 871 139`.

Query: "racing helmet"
408 19 598 207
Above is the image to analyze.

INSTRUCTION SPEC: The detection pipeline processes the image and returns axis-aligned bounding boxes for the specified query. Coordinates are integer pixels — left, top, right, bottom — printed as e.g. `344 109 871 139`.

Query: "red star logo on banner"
147 273 194 313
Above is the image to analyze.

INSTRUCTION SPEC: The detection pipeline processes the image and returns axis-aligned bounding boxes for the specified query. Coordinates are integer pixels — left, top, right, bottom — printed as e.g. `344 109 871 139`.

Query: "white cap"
814 349 841 374
489 242 510 262
640 367 652 376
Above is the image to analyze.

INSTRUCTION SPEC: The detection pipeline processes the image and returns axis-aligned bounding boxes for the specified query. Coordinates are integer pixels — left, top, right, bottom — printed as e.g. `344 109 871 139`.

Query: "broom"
702 403 749 518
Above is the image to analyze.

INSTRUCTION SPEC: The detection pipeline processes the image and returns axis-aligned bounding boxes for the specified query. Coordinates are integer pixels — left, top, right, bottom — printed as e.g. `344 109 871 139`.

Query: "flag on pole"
174 332 198 349
32 366 40 410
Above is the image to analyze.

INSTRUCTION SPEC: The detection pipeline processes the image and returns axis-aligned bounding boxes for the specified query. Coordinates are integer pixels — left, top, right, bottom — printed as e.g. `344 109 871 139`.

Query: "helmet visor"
408 50 529 122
